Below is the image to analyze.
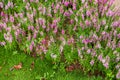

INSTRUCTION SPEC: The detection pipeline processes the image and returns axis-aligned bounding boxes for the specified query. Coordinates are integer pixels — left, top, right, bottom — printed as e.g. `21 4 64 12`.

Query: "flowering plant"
0 0 120 79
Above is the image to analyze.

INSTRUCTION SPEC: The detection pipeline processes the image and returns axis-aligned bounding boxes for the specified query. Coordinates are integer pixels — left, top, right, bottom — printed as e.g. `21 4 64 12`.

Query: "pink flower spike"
64 1 69 7
9 15 14 23
116 70 120 79
42 25 46 29
98 54 103 61
53 28 58 34
64 11 70 17
61 29 65 35
82 0 85 3
0 41 6 46
73 3 76 10
90 60 94 66
103 62 109 69
29 44 33 51
0 2 3 8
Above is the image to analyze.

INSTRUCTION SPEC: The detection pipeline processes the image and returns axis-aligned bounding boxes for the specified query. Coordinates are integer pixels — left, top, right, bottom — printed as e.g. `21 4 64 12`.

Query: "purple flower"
0 41 6 46
82 0 85 3
64 1 69 7
56 4 60 9
103 62 109 69
30 0 34 2
53 28 58 34
101 20 106 25
0 2 3 8
116 70 120 79
68 37 74 45
29 44 33 51
1 11 6 17
116 64 120 69
4 33 13 43
79 35 83 39
87 49 91 54
27 34 31 41
33 33 37 39
9 34 13 43
60 6 64 14
61 29 65 34
82 14 85 20
29 41 35 51
73 3 76 10
9 15 14 22
112 21 119 27
85 20 91 26
98 54 103 61
82 39 90 44
90 60 94 66
86 10 91 16
106 10 113 17
41 39 46 45
64 11 70 17
42 25 46 29
91 52 96 57
117 34 120 39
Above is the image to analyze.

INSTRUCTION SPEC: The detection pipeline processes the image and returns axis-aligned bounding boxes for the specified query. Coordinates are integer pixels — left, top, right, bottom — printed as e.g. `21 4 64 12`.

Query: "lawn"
0 47 103 80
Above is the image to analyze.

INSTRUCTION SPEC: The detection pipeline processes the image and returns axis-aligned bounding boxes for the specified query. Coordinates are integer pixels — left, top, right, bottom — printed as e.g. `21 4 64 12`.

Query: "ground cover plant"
0 0 120 79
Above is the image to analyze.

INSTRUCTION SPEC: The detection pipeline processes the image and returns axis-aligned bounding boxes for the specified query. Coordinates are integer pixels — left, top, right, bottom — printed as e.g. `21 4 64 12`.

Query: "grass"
0 46 103 80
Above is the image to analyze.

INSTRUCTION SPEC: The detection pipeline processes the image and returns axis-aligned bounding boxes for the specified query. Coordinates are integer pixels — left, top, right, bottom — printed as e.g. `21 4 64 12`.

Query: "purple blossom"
101 20 106 25
0 2 3 8
91 52 96 57
90 60 94 66
70 19 74 24
33 33 37 39
29 44 33 51
87 49 91 54
64 1 69 7
9 15 14 22
73 3 76 10
42 25 46 29
0 41 6 46
56 4 60 9
53 28 58 34
68 37 74 45
86 10 91 16
85 20 91 26
116 70 120 79
61 29 65 35
4 33 13 43
82 0 85 3
116 64 120 69
60 6 64 14
106 10 113 17
98 54 103 61
103 62 109 69
117 34 120 39
1 11 6 17
64 11 70 17
82 39 90 44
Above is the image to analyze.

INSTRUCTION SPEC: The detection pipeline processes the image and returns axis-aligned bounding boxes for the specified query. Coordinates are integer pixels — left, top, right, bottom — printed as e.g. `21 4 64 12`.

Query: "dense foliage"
0 0 120 79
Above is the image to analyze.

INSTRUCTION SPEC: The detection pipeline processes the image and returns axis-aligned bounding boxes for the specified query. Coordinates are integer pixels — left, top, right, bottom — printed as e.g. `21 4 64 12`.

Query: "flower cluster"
0 0 120 79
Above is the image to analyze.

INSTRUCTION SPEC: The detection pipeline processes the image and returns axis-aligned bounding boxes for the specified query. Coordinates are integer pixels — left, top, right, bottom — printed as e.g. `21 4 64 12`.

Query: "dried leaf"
66 65 74 72
14 63 22 70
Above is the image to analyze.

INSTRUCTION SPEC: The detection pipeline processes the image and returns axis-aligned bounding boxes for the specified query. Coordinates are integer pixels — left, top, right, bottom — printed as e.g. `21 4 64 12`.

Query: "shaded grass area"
0 47 102 80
